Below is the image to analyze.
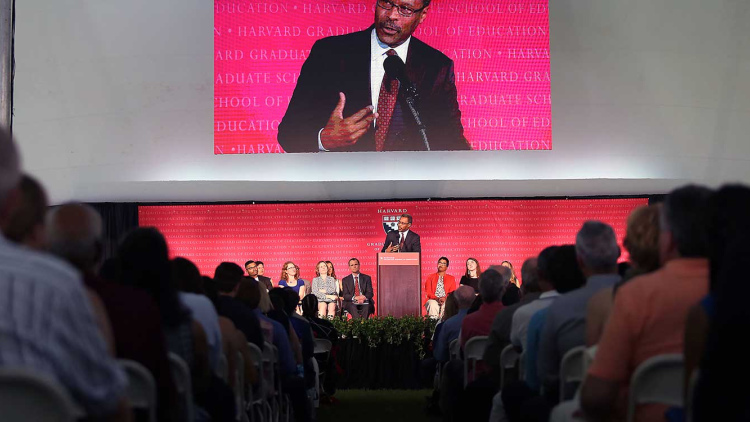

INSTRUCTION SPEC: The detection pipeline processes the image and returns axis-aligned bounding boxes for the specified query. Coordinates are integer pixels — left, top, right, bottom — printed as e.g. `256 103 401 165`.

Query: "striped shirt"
0 235 127 416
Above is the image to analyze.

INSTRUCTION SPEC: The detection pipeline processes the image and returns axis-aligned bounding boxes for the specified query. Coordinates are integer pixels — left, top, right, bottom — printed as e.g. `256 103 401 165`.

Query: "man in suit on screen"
341 258 374 319
382 213 421 253
277 0 470 152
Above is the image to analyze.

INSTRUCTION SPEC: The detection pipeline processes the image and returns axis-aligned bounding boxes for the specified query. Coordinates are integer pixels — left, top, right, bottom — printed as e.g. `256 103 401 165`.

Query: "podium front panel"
377 252 421 317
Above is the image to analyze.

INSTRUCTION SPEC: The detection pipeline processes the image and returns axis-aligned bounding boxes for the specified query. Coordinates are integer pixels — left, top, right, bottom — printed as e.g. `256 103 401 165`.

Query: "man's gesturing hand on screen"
320 92 377 150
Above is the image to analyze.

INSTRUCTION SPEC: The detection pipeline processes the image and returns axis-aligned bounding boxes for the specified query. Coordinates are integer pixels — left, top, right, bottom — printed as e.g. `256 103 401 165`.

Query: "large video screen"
214 0 551 153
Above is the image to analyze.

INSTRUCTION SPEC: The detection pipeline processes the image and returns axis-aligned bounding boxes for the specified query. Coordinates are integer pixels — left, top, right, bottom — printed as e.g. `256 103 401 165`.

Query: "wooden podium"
377 252 421 317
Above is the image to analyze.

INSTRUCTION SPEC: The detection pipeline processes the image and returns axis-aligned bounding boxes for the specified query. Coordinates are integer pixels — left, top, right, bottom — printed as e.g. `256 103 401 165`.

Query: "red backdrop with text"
140 197 647 315
214 0 552 153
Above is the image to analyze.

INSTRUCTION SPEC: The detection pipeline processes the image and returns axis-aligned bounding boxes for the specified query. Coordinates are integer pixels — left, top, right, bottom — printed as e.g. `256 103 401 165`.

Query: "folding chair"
247 342 272 422
448 338 460 361
686 369 699 422
559 346 586 402
168 353 195 422
217 353 229 382
236 351 248 422
627 354 684 422
463 335 488 388
0 367 81 422
310 358 320 409
119 359 157 422
499 344 520 388
313 338 332 397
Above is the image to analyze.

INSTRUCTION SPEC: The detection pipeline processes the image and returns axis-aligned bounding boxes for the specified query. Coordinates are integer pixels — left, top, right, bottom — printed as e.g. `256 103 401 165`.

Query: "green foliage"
330 315 438 358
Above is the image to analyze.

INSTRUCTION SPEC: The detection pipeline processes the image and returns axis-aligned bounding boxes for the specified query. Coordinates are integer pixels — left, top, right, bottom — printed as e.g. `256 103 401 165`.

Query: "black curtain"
89 202 139 261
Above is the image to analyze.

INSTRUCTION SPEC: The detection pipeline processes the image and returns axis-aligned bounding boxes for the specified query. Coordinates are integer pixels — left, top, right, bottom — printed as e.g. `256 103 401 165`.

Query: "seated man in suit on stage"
424 256 457 319
382 213 421 253
246 259 273 291
341 258 374 319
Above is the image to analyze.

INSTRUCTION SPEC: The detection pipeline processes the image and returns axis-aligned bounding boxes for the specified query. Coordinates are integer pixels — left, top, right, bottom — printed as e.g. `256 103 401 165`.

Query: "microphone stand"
400 82 431 151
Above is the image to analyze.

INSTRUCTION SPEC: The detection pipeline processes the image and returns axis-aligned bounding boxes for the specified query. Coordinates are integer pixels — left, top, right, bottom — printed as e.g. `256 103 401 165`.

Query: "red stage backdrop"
214 0 552 153
140 198 647 314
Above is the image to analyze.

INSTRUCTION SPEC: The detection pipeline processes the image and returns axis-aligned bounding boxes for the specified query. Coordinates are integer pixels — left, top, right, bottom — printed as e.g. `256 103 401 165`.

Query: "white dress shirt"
318 29 412 151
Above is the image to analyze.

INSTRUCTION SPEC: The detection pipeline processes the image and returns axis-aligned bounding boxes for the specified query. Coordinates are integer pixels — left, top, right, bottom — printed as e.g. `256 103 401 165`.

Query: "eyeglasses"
377 0 426 17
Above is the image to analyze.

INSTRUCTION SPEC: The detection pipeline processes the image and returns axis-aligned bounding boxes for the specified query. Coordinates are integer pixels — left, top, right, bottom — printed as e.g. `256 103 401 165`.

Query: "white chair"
168 353 195 422
313 338 332 399
0 367 81 422
549 399 586 422
310 358 320 409
247 342 272 422
218 353 229 383
236 351 248 422
119 359 157 422
448 338 460 360
499 344 520 388
627 354 684 422
313 338 332 355
583 345 597 374
263 342 288 422
559 346 586 402
463 335 489 388
686 369 699 422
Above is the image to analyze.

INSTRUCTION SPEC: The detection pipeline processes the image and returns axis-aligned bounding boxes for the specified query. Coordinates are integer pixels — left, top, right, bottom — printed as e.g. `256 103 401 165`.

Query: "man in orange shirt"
424 256 456 318
581 185 712 421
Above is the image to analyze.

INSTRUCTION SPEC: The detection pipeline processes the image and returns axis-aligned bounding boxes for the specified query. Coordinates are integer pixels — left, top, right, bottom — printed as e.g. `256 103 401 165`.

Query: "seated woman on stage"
278 261 308 303
312 261 338 318
326 261 343 314
501 260 520 287
501 260 522 305
459 257 482 292
326 261 339 290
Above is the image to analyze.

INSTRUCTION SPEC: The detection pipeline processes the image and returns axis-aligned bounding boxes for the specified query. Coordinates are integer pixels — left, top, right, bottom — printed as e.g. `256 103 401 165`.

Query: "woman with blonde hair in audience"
312 261 338 318
500 261 522 305
585 204 662 346
460 258 482 291
501 260 520 287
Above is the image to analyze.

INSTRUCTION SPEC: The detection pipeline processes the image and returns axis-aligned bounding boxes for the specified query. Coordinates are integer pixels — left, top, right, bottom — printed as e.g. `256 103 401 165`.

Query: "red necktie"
375 49 399 151
354 276 360 296
399 232 405 251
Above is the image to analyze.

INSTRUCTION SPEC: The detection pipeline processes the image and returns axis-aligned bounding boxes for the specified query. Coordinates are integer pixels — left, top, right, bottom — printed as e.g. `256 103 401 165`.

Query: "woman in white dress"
312 261 338 318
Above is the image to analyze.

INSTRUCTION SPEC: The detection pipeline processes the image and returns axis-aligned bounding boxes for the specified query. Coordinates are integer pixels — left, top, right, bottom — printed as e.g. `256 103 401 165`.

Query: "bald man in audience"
46 202 179 421
1 174 48 249
0 128 131 421
538 221 621 400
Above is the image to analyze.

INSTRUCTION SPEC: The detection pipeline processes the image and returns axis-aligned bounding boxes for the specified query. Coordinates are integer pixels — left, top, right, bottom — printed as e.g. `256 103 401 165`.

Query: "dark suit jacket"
381 230 421 253
341 273 374 303
257 275 273 292
278 28 470 152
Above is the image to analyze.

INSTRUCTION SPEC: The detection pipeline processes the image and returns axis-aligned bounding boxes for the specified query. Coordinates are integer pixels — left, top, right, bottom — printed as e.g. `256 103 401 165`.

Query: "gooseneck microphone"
383 55 431 151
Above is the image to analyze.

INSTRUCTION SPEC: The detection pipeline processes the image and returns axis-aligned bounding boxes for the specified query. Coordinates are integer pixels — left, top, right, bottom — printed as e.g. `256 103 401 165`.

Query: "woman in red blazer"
424 257 457 319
